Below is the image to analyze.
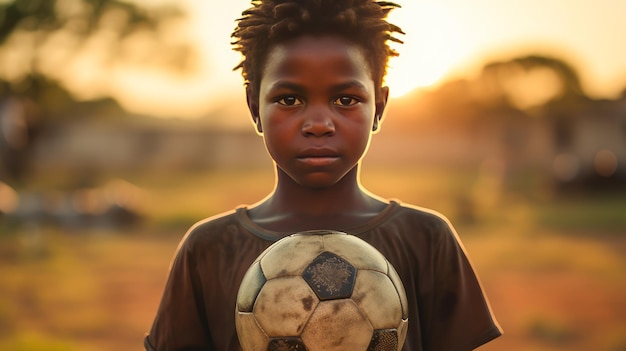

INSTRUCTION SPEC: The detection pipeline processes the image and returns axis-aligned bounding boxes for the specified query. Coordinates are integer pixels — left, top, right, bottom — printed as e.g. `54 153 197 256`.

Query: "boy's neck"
247 167 387 233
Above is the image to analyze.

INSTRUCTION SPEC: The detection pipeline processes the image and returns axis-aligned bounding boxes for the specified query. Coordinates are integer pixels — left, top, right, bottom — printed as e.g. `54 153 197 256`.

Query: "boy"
144 0 502 350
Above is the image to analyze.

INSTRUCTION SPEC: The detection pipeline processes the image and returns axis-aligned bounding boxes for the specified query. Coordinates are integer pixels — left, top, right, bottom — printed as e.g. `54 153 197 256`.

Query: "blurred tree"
0 0 196 187
0 0 194 83
479 55 587 110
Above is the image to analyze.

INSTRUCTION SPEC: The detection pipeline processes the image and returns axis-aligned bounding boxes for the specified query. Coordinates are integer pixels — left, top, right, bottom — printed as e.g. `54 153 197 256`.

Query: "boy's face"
248 35 388 188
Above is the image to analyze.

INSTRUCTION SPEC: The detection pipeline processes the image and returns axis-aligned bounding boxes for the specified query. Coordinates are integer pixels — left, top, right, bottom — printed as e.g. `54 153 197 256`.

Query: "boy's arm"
145 242 215 351
426 220 502 350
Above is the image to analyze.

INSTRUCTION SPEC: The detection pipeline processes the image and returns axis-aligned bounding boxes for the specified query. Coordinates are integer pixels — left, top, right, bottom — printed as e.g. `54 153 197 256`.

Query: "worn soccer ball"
235 230 408 351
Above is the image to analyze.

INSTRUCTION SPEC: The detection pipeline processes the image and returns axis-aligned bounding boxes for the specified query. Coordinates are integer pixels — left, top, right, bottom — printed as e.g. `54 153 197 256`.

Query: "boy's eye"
333 96 358 106
276 96 303 106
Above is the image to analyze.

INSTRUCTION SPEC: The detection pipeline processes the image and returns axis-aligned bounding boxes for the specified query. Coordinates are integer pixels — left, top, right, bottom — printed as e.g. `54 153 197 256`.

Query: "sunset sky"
109 0 626 118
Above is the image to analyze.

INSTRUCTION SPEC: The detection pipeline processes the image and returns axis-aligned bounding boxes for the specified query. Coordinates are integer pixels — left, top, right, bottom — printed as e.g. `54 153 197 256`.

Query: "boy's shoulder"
177 208 243 248
375 200 459 245
388 200 453 229
189 208 240 232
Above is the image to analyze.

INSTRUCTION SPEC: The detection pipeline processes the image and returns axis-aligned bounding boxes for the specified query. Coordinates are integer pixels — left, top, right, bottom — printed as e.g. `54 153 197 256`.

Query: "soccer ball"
235 230 408 351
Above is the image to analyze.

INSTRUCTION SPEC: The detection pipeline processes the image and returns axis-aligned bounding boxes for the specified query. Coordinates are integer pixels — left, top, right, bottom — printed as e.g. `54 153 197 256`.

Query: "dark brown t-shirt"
145 201 501 351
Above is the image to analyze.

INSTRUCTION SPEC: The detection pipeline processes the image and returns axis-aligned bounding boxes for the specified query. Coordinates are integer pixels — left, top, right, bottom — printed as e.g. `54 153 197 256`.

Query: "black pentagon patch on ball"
268 336 307 350
367 329 398 351
302 251 356 300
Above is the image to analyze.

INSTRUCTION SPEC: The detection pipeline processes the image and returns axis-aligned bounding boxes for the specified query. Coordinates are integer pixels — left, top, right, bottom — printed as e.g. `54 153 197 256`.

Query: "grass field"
1 166 625 351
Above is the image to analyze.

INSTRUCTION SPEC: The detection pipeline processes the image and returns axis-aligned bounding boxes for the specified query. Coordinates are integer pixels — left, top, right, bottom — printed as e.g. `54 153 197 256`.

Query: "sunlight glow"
61 0 626 117
503 66 564 109
385 3 470 97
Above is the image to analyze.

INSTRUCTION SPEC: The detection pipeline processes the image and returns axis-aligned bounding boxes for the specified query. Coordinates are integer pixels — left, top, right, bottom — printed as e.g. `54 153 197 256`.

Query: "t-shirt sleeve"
144 237 215 351
425 217 502 350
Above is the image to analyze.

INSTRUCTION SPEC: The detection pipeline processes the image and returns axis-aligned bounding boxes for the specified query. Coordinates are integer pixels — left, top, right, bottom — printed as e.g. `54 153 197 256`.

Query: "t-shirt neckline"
237 200 400 242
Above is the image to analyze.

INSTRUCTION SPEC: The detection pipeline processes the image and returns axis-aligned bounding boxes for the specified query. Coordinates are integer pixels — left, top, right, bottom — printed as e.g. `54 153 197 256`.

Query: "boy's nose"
301 114 335 137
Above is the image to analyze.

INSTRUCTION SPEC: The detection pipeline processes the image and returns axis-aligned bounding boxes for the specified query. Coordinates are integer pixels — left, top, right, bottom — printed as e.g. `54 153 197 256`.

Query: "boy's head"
231 0 404 99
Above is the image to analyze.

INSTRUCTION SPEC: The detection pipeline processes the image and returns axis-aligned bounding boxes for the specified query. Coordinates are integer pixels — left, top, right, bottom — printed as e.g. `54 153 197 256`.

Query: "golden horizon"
60 0 626 117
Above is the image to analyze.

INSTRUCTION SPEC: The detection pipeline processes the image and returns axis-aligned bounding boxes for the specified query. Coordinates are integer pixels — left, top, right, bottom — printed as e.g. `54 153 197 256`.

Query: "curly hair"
231 0 404 98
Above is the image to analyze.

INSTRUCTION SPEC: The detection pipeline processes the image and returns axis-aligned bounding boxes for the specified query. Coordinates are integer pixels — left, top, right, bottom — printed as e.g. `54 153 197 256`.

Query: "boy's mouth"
297 148 340 166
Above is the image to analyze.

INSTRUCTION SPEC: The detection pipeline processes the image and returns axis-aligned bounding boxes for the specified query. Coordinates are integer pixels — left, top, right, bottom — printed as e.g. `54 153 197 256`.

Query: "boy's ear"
373 86 390 132
246 86 262 134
